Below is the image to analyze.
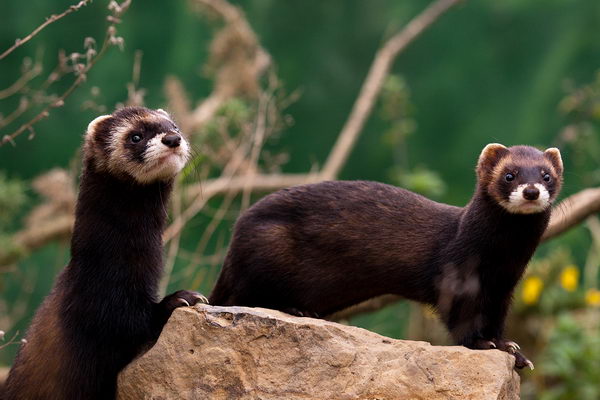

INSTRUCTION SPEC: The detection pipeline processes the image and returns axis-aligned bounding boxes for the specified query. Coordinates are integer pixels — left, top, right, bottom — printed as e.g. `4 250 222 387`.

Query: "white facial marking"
501 183 550 214
131 132 190 184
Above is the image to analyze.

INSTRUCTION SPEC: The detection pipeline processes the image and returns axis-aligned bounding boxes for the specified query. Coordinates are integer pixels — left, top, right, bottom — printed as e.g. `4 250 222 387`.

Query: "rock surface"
118 304 520 400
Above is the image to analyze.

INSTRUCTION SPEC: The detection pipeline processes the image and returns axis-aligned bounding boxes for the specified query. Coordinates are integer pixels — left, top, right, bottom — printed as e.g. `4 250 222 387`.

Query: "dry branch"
543 187 600 241
321 0 461 180
0 62 43 100
183 0 271 133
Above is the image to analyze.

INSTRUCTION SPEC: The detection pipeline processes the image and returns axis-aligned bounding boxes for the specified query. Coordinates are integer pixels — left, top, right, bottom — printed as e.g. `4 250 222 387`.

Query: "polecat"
210 144 563 369
4 107 206 399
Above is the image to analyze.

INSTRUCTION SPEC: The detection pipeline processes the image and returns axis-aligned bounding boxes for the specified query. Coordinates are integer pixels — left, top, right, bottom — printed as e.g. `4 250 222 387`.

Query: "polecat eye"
505 173 515 182
131 134 143 143
543 173 551 182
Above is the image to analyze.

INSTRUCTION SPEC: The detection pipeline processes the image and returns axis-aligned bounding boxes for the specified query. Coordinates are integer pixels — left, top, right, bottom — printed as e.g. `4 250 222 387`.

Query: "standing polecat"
4 107 207 399
210 144 563 369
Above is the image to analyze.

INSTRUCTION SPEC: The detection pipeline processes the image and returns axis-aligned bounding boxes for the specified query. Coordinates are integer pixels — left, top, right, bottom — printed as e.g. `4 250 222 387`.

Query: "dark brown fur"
210 145 563 368
4 107 204 400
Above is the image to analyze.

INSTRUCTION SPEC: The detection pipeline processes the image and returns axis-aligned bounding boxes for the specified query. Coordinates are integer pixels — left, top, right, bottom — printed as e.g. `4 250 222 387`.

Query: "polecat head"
477 143 563 214
83 107 190 184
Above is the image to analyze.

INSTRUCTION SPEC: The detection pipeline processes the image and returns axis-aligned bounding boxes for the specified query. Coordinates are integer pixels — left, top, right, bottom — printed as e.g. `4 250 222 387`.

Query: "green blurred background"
1 0 600 398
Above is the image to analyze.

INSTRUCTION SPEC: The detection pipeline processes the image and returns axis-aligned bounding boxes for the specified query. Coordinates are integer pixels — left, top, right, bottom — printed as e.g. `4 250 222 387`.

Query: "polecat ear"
156 108 170 117
544 147 563 175
477 143 509 179
85 115 112 137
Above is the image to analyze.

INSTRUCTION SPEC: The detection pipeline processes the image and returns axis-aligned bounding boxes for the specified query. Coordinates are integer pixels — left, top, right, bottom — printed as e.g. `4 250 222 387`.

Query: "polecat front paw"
494 339 534 370
161 290 208 313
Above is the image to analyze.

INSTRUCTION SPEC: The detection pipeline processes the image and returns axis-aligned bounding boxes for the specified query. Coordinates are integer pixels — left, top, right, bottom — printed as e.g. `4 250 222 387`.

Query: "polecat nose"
523 186 540 201
162 134 181 148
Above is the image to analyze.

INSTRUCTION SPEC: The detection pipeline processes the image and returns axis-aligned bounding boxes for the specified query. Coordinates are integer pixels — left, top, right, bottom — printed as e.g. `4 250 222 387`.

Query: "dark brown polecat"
4 107 206 399
210 144 563 369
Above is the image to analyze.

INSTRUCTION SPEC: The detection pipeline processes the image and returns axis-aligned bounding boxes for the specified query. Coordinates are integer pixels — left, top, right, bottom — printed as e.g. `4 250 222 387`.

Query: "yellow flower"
585 288 600 307
423 305 438 319
560 265 579 292
522 276 543 305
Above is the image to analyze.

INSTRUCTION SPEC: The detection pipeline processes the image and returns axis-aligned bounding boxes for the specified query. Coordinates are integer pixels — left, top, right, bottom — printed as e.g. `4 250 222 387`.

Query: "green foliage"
515 246 600 400
538 314 600 400
0 173 26 225
559 69 600 187
200 98 252 141
379 74 416 155
378 74 446 198
393 165 447 199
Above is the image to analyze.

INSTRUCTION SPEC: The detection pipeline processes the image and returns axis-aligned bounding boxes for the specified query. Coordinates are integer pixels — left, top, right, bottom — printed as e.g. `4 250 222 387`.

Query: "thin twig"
0 62 43 100
241 89 271 210
0 0 92 61
0 330 20 351
0 97 29 130
0 0 132 147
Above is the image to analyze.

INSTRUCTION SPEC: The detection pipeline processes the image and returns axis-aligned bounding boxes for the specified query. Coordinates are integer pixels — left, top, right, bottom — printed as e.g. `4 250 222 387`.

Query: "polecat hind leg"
493 339 534 370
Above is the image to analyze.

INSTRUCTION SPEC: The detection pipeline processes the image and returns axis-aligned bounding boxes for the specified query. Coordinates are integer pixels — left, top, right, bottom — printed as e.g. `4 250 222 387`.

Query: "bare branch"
0 97 29 130
321 0 461 180
0 0 92 61
0 62 43 100
543 187 600 241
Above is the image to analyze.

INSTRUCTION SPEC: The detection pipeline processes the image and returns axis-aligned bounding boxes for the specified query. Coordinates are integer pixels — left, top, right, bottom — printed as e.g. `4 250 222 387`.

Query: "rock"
118 305 520 400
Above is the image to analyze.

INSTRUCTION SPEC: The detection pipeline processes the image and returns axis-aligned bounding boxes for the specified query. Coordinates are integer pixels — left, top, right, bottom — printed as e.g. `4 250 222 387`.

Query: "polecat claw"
193 294 209 304
162 290 208 313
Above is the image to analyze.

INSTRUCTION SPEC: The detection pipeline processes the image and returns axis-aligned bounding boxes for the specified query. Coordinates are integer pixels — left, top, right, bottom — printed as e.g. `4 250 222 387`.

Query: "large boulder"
118 304 520 400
